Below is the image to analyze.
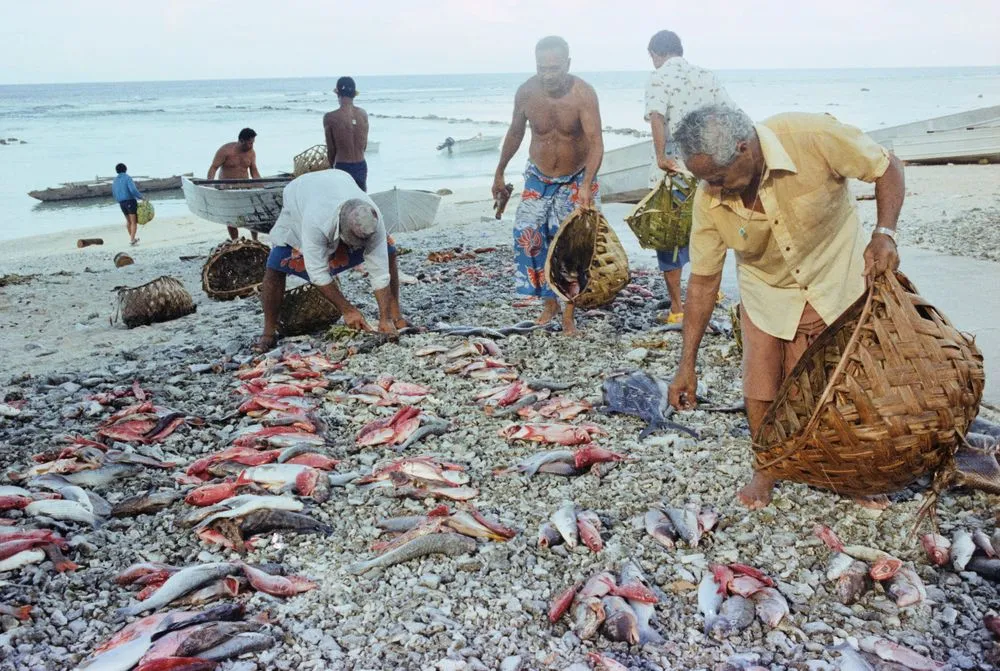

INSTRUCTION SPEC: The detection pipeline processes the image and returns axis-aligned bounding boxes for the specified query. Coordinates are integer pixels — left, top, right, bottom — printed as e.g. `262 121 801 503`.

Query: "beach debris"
599 370 697 439
76 238 104 248
114 252 134 268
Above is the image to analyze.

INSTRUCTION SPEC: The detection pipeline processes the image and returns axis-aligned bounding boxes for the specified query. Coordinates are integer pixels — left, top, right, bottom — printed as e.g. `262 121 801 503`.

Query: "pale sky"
1 0 998 84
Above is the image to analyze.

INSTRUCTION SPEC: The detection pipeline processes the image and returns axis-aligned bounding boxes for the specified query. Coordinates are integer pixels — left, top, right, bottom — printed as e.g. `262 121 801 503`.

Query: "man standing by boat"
493 36 604 335
255 169 408 351
666 105 905 510
112 163 142 246
644 30 734 326
207 127 261 241
324 77 370 191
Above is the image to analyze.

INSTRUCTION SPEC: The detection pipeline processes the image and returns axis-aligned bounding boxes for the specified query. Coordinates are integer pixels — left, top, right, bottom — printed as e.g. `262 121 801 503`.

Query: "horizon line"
2 64 998 88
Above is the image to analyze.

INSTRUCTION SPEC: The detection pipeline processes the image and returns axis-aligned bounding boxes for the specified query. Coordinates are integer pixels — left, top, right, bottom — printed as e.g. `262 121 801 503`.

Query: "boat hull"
28 174 190 203
598 140 654 204
439 135 503 155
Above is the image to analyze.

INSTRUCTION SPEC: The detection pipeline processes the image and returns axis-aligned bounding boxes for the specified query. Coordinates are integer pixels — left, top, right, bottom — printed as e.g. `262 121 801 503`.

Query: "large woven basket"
293 145 329 177
753 270 984 497
278 284 342 336
201 238 270 300
116 276 196 329
625 174 697 251
544 208 630 309
137 200 155 226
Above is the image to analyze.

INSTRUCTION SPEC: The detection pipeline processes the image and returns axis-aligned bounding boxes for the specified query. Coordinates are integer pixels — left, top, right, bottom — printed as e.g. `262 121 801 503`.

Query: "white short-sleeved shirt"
268 170 390 290
644 57 734 184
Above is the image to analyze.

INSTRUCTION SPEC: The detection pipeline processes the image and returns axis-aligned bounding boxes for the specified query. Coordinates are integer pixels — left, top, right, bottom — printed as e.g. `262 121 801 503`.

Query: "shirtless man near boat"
324 77 370 192
207 127 261 241
493 36 604 335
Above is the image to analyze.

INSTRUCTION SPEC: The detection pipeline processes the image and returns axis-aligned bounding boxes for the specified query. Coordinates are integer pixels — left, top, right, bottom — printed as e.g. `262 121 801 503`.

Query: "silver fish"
951 530 975 571
396 419 452 452
24 499 101 527
832 642 876 671
709 595 755 638
198 632 276 661
30 475 111 516
644 508 677 550
826 552 856 581
664 504 701 547
503 450 574 476
840 544 893 563
600 595 640 644
538 521 564 548
115 562 237 619
887 564 925 607
111 489 183 518
173 621 263 657
60 464 140 488
620 560 663 645
193 495 304 530
550 501 579 549
836 560 872 605
972 530 996 558
0 549 46 572
346 532 477 575
328 470 362 487
377 515 427 533
698 572 724 632
78 619 171 671
0 485 33 497
751 587 789 627
277 443 330 463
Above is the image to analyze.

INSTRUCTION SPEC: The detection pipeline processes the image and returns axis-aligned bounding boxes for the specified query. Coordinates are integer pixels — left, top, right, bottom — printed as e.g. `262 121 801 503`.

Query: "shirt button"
795 269 800 274
785 246 791 252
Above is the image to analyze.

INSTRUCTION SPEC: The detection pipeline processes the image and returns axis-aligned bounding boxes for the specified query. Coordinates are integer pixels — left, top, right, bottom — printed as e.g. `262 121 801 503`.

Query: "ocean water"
0 67 997 241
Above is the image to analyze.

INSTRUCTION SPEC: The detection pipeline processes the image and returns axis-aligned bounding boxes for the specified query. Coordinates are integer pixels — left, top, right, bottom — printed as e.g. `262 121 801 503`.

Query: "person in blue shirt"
112 163 143 246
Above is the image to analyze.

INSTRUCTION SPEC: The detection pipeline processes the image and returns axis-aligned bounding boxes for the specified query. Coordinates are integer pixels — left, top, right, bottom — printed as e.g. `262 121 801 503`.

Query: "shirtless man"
493 36 604 334
208 127 261 240
324 77 370 191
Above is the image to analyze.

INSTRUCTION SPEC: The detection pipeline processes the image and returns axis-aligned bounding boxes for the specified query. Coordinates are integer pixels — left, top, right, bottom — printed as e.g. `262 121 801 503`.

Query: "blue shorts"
656 246 690 272
335 161 368 192
119 199 138 215
266 237 396 282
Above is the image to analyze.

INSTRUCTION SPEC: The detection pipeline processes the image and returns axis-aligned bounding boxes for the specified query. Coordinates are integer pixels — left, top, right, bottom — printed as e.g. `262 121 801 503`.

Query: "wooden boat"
598 140 654 204
437 133 503 155
182 176 440 235
867 106 1000 164
28 173 192 202
182 176 291 234
371 188 441 233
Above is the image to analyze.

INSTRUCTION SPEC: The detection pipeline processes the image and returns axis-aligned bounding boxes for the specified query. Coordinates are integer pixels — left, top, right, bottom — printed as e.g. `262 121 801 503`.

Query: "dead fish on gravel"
346 531 477 575
115 562 238 620
237 509 333 537
619 560 663 644
111 489 184 518
751 587 789 627
192 495 304 530
836 560 872 605
24 499 102 527
198 631 276 661
698 572 725 633
550 501 579 549
429 322 507 339
887 564 926 607
709 594 756 638
572 597 606 640
920 533 951 566
60 463 141 488
395 417 453 451
644 508 677 550
859 636 946 670
967 556 1000 581
30 474 111 516
600 595 640 644
494 450 574 477
599 370 698 439
951 529 975 571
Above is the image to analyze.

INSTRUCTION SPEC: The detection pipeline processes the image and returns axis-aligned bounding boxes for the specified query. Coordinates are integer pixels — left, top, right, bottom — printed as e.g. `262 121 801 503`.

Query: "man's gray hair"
674 105 756 167
339 198 378 244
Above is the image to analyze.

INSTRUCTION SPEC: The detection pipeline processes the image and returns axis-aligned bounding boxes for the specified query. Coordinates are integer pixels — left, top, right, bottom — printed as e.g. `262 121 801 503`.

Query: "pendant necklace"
738 158 767 240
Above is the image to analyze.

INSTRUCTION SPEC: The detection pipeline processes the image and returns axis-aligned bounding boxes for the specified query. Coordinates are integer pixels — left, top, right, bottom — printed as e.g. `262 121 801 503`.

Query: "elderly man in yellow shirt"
666 104 905 510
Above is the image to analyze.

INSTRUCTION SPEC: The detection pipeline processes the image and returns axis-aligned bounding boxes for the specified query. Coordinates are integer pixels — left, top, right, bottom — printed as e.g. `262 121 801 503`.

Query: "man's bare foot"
536 299 559 325
737 471 777 509
393 316 412 329
252 333 278 354
852 494 890 510
561 309 578 335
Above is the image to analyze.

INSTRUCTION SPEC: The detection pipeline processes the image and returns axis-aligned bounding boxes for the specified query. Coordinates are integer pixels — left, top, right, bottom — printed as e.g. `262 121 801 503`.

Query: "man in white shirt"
645 30 734 325
256 169 406 351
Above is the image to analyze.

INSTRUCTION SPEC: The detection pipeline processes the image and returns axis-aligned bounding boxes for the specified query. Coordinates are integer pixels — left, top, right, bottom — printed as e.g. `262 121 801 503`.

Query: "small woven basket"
625 174 698 251
201 238 270 300
753 270 984 497
116 276 196 329
137 200 155 226
293 145 329 177
544 208 630 310
731 304 743 354
278 284 342 336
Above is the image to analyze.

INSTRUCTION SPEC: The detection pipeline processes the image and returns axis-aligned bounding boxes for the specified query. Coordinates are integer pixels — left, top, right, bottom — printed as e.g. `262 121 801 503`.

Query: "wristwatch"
872 226 897 242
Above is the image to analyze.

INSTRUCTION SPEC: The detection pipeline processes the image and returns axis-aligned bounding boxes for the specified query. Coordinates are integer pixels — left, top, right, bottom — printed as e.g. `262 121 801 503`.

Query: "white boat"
182 175 440 235
867 105 1000 164
437 133 503 155
371 188 441 234
598 140 654 203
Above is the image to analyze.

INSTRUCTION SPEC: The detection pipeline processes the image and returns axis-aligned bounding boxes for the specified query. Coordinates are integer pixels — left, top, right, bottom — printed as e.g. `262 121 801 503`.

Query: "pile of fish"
548 561 663 645
180 493 332 553
416 339 519 381
78 602 276 671
495 445 627 478
699 563 788 636
833 637 946 670
0 525 77 573
922 527 1000 579
339 373 433 406
96 400 196 444
538 501 606 553
644 502 719 550
498 422 607 446
355 406 452 450
357 456 478 501
816 525 926 607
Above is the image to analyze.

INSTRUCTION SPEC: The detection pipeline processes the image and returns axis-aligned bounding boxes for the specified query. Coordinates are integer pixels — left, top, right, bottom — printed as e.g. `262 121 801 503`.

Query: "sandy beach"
1 164 999 670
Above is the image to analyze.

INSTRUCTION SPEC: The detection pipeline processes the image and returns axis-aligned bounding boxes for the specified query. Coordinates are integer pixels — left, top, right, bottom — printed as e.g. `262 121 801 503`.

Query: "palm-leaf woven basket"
625 173 698 252
753 270 984 497
544 208 630 310
137 199 155 226
201 238 270 300
293 144 329 177
278 284 342 337
115 276 196 329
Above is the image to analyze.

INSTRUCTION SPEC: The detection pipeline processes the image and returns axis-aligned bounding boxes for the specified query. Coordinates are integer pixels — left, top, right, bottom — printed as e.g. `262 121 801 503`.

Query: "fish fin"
638 423 654 440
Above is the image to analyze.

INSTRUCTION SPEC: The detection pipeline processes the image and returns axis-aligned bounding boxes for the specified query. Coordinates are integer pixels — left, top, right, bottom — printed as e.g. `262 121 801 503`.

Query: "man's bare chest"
527 99 582 135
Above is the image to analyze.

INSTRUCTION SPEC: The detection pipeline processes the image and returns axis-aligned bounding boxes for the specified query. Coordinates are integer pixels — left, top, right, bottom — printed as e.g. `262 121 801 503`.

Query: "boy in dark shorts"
112 163 143 245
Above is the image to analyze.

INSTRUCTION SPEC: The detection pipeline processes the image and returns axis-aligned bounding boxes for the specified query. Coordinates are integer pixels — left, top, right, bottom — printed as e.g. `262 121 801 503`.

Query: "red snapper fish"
356 406 423 447
498 422 607 446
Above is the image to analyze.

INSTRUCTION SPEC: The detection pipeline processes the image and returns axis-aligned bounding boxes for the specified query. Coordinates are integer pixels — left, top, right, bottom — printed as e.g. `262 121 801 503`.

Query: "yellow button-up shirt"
689 112 891 340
